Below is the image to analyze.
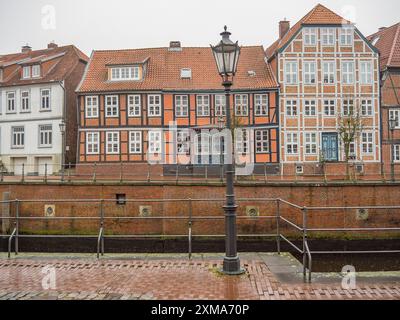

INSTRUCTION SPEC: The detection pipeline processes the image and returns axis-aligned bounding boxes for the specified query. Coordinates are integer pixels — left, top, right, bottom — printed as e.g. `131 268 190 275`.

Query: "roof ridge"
388 23 400 67
93 45 263 53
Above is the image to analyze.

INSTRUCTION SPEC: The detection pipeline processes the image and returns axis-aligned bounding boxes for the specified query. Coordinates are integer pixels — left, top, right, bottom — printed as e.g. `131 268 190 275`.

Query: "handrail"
8 228 16 259
97 227 104 259
304 240 312 283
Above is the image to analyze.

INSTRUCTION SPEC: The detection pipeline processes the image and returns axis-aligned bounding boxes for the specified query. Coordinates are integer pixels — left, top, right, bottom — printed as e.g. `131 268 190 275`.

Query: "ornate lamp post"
59 121 66 182
211 26 244 275
389 118 397 182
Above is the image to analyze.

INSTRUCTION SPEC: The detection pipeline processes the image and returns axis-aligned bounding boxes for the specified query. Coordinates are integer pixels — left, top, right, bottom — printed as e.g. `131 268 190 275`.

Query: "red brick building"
76 43 279 175
368 23 400 180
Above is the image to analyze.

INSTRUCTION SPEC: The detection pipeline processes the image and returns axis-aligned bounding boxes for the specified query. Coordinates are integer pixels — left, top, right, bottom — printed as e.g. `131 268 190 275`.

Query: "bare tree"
337 100 364 179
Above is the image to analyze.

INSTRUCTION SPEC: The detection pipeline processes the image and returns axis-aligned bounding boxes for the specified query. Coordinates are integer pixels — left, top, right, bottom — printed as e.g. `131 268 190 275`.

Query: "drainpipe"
59 81 66 176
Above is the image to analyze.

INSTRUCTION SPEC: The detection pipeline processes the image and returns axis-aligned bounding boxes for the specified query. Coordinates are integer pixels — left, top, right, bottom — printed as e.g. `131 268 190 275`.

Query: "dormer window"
23 66 30 79
32 65 41 77
22 64 41 79
180 68 192 79
110 66 140 81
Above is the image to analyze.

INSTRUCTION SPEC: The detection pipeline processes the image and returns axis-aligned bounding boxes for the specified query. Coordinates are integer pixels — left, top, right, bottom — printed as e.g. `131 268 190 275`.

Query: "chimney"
21 44 32 53
279 19 290 39
168 41 182 51
378 27 387 32
48 41 58 49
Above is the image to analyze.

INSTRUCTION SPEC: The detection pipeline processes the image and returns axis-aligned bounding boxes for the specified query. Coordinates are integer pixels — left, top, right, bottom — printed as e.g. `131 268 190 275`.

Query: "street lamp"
59 121 66 181
211 26 244 275
389 118 397 182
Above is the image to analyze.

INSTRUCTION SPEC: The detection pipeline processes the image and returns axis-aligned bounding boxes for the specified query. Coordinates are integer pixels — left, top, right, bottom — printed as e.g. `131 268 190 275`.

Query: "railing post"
176 164 179 183
220 164 224 182
188 198 192 259
93 162 97 183
264 163 267 183
15 200 19 255
21 164 25 183
68 162 72 182
147 163 151 182
302 206 307 282
119 162 123 183
1 168 4 182
276 199 281 255
61 161 65 182
44 163 48 184
101 200 104 255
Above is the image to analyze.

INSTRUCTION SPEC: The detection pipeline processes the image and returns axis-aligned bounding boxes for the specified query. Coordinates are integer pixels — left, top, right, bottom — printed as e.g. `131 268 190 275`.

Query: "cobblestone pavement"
0 255 399 300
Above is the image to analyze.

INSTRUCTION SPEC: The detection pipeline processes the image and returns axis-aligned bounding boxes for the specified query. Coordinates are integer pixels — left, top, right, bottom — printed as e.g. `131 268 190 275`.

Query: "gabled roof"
266 3 352 60
0 45 89 86
368 23 400 71
76 46 279 93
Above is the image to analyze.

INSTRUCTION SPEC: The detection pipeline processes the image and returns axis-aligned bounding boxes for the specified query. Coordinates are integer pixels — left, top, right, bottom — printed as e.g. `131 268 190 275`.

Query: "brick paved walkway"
0 255 399 300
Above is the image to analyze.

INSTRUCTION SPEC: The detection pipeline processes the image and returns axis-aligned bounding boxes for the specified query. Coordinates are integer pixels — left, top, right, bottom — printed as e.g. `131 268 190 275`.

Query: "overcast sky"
1 0 399 56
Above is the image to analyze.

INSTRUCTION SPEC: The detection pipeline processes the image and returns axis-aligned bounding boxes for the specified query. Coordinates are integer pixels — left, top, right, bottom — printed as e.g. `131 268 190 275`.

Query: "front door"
321 133 338 162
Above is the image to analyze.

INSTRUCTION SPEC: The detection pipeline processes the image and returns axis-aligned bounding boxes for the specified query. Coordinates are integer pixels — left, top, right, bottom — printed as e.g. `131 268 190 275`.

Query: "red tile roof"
76 46 278 93
266 3 352 59
368 23 400 70
0 45 89 86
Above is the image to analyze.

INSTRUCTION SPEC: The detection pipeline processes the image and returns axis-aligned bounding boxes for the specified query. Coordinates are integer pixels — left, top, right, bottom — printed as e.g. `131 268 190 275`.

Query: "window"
340 27 353 45
361 132 373 154
361 99 373 116
129 131 142 154
39 124 52 147
196 95 210 116
321 28 335 45
86 132 99 154
303 61 316 85
106 132 119 154
195 133 210 155
305 133 317 154
40 89 51 110
22 66 30 79
349 141 356 158
284 61 298 84
148 94 161 116
254 94 268 116
215 95 226 116
322 61 335 84
7 92 16 113
148 131 162 153
128 95 141 117
12 126 24 148
304 100 316 116
303 28 317 45
389 109 400 128
32 65 40 78
85 96 98 118
175 95 189 117
286 133 298 154
177 130 190 154
324 100 336 116
21 91 30 112
255 130 269 153
235 94 248 116
110 66 140 81
105 95 119 117
286 100 297 116
342 99 354 116
342 61 354 84
394 145 400 162
235 129 249 154
180 68 192 79
360 61 373 84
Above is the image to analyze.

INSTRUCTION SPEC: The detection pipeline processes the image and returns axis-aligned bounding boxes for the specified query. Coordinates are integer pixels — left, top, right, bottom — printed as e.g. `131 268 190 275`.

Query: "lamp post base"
222 256 245 275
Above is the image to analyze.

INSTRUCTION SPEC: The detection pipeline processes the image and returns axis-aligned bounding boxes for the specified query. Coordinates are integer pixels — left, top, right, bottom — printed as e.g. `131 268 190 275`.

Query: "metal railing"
1 197 399 282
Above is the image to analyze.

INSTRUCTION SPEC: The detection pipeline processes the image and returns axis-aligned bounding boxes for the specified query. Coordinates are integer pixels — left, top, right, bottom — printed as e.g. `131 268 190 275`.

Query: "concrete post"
2 192 11 234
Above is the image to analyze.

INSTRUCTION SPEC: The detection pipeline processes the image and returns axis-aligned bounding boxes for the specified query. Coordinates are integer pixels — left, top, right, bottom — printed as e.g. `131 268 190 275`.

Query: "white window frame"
324 100 336 116
284 61 298 85
254 94 268 116
177 130 190 155
110 66 140 81
22 66 30 79
40 88 51 111
304 100 316 117
235 94 248 116
394 145 400 162
129 131 142 154
305 132 317 155
321 28 335 46
148 130 162 153
303 27 317 46
85 96 99 118
360 61 373 84
128 94 141 117
86 132 99 154
322 61 335 84
389 109 400 128
361 99 373 116
32 65 40 78
106 131 119 154
21 90 30 112
215 95 226 116
235 129 249 154
286 132 298 155
303 61 316 85
38 124 52 148
255 130 269 153
196 95 210 117
175 95 189 117
12 126 25 148
6 91 16 113
342 99 354 116
340 27 354 46
105 95 119 117
341 61 355 84
148 94 161 117
285 100 297 116
361 132 374 155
